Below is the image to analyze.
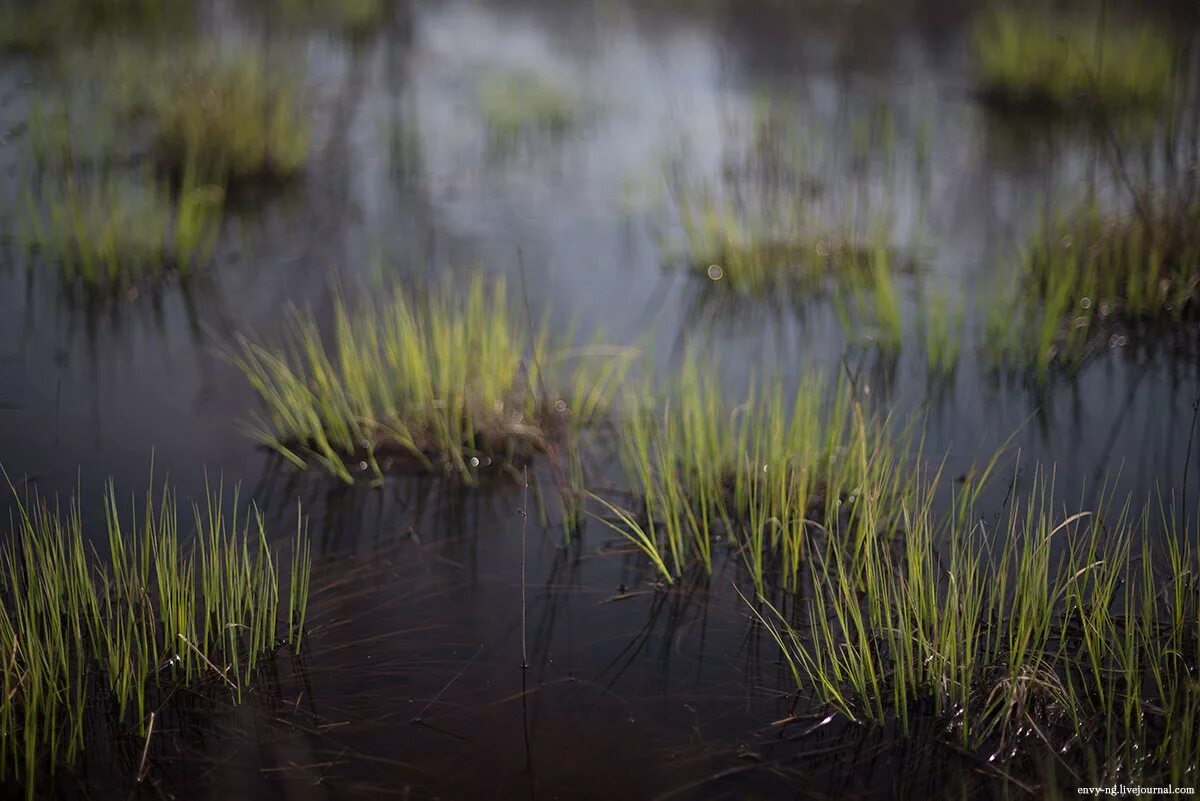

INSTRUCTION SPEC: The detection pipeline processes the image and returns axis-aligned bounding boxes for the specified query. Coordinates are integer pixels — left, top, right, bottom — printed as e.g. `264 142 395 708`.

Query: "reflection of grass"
749 467 1199 792
479 70 578 143
973 9 1173 113
232 273 635 484
0 476 312 795
983 200 1200 379
150 55 309 182
22 169 223 290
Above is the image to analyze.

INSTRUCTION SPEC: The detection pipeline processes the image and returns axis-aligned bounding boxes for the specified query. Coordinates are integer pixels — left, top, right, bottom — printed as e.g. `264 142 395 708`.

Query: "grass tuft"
601 356 909 592
273 0 397 35
21 168 224 291
973 9 1174 114
983 198 1200 379
479 70 578 144
748 469 1199 790
149 54 309 183
231 272 636 483
0 474 312 794
679 200 884 298
0 0 192 54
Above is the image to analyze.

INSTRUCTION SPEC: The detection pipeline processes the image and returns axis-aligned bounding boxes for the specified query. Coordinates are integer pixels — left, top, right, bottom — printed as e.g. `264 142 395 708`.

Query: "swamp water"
0 0 1198 798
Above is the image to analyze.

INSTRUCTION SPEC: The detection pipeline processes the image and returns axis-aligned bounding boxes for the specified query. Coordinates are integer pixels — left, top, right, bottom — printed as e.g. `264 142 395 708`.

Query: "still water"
0 0 1197 797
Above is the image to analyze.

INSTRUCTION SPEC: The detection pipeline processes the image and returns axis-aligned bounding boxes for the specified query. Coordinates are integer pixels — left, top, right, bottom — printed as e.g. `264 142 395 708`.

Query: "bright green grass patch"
479 70 579 144
21 169 224 290
983 199 1200 379
0 476 312 795
231 272 636 484
598 356 911 591
748 472 1199 790
149 54 309 182
973 9 1174 113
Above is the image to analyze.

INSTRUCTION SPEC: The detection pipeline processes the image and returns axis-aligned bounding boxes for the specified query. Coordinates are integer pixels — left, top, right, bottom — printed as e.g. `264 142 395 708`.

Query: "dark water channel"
1 0 1198 798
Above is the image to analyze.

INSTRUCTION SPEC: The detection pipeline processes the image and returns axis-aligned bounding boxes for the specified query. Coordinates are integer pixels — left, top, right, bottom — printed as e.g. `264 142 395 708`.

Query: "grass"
21 46 308 185
273 0 397 35
479 70 579 144
597 356 910 592
21 167 224 291
0 0 191 53
747 467 1199 791
0 474 312 796
973 9 1174 114
148 54 309 183
231 272 636 484
673 198 909 359
983 198 1200 379
922 289 963 378
833 247 904 357
678 200 885 298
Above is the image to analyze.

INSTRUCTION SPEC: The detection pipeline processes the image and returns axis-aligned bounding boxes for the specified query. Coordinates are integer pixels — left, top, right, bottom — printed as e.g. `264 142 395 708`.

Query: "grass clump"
232 272 635 484
749 470 1199 791
679 201 883 298
479 70 578 144
597 357 908 591
273 0 397 35
0 0 192 53
973 9 1174 114
921 290 963 378
676 200 908 357
149 55 309 182
0 475 312 794
984 199 1200 379
21 169 224 291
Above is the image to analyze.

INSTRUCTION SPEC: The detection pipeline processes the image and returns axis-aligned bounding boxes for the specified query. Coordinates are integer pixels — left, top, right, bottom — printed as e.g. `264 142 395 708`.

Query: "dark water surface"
1 0 1199 797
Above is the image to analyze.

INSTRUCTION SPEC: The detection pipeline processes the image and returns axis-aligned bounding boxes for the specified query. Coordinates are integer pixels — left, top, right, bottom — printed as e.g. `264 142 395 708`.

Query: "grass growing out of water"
597 358 910 591
922 290 963 378
0 477 312 793
983 200 1200 379
833 248 904 356
749 473 1199 789
21 169 224 290
232 272 636 484
679 200 888 299
479 70 578 144
151 55 309 182
973 9 1173 113
274 0 396 35
0 0 191 53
